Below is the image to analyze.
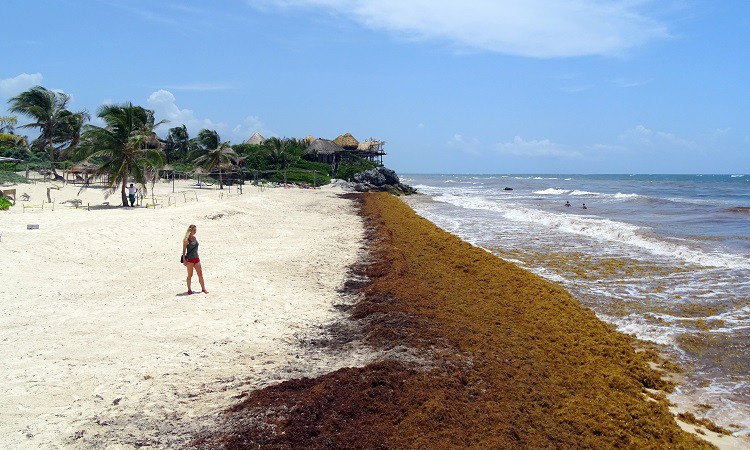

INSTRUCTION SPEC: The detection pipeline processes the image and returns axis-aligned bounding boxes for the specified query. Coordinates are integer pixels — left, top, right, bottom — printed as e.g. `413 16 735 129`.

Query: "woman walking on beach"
182 224 208 295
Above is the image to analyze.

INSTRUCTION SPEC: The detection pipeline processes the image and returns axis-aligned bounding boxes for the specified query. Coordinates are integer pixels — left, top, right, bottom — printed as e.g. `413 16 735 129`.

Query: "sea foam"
436 194 750 270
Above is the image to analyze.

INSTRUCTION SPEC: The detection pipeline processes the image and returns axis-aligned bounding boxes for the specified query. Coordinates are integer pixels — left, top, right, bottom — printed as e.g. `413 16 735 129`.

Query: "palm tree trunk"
121 177 128 207
48 136 61 179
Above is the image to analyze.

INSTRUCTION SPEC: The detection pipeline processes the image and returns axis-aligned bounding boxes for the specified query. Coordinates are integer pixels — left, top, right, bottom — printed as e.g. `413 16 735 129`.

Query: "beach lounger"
2 189 16 205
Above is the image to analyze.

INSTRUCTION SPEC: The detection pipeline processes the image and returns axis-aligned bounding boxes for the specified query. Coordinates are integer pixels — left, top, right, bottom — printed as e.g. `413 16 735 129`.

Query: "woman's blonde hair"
183 224 196 243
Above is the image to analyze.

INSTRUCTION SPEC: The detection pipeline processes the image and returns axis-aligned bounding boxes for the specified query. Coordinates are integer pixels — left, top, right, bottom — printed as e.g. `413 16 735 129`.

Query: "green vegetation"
0 196 12 210
79 103 165 206
336 157 379 181
189 130 237 189
8 86 88 179
233 138 331 186
0 171 28 185
3 84 386 194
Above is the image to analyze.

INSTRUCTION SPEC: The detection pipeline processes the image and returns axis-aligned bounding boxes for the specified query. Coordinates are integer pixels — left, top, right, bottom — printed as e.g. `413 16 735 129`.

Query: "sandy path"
0 180 372 449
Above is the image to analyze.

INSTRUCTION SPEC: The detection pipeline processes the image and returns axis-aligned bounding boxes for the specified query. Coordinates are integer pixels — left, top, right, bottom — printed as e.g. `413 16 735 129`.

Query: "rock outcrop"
351 167 417 195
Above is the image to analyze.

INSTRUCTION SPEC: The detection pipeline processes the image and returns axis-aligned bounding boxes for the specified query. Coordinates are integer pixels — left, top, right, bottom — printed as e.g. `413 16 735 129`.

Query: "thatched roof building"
303 135 315 145
305 139 345 155
245 132 265 145
333 133 359 150
356 138 386 153
69 161 99 173
65 161 101 183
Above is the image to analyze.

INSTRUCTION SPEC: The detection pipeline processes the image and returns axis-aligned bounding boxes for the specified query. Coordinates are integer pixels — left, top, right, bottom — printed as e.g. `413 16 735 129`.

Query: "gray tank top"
185 239 199 259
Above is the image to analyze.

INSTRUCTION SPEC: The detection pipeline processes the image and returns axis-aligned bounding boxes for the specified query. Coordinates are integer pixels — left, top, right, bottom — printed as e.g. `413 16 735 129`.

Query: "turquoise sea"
402 174 750 435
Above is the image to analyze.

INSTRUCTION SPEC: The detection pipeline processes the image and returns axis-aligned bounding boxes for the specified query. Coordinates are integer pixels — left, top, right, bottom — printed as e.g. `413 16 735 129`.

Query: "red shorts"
186 257 200 264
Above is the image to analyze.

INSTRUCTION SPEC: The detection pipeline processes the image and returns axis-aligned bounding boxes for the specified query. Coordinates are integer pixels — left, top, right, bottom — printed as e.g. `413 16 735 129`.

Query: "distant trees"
2 85 343 188
79 103 166 206
165 125 191 163
0 116 27 148
263 137 301 171
190 129 237 189
232 137 331 185
8 86 88 178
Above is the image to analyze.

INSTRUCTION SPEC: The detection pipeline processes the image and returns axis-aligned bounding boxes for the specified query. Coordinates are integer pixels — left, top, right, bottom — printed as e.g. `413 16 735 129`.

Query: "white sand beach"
0 179 374 448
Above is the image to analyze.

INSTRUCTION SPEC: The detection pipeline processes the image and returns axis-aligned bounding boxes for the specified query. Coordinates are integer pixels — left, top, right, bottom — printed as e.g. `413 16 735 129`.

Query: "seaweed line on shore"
192 192 716 449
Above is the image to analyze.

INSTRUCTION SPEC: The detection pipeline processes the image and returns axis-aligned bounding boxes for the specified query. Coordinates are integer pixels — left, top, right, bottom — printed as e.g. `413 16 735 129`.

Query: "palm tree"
0 117 25 147
190 129 237 189
8 86 88 178
263 137 300 171
165 125 190 163
79 103 166 206
0 116 17 133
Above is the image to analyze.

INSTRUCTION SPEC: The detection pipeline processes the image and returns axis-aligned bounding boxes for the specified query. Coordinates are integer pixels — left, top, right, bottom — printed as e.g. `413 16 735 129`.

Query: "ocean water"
402 174 750 434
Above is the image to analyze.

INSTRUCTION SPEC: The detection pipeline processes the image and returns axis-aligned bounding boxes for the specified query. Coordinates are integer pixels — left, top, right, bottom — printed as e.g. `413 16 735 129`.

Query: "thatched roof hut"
70 161 99 173
305 139 345 155
333 133 359 150
245 132 265 145
303 135 315 145
356 141 372 151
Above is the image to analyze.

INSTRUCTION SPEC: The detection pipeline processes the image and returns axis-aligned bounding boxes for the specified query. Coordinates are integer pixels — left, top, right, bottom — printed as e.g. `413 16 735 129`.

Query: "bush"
0 196 12 210
268 169 331 187
169 162 193 173
1 146 31 161
292 159 332 176
0 171 28 185
336 159 379 181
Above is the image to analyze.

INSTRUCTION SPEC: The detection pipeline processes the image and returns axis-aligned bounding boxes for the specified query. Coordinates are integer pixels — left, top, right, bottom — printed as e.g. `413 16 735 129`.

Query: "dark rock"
353 169 386 186
378 167 400 185
349 166 416 195
353 183 370 192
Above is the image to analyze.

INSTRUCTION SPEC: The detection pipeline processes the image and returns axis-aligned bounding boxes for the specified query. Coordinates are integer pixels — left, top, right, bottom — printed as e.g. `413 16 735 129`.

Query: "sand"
0 178 375 449
2 178 746 449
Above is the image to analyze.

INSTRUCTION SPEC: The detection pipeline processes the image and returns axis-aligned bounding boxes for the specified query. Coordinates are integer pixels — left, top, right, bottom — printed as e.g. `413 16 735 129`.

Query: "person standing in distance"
128 183 136 207
182 224 208 295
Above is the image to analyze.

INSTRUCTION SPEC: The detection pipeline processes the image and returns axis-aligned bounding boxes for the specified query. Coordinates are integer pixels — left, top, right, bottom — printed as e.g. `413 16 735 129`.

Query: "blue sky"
2 0 748 174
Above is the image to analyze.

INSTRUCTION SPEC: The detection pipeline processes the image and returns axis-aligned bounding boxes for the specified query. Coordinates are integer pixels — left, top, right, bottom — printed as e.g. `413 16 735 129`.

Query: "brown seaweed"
192 192 714 449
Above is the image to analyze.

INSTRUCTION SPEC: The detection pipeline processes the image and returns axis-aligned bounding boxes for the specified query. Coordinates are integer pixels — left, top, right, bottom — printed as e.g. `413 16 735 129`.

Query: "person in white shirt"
128 183 137 207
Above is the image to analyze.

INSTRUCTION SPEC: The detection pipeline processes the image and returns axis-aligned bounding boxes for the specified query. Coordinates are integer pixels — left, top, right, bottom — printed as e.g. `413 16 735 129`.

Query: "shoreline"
195 192 745 449
2 181 746 448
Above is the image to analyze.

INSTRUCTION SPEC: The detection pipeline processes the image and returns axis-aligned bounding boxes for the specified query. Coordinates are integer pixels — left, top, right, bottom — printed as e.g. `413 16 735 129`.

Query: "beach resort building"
303 133 386 171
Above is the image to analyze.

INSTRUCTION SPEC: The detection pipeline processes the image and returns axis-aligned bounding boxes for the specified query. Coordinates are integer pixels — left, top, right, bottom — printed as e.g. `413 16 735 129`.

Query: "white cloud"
495 136 582 158
0 73 43 99
620 124 695 148
591 143 626 152
111 3 177 25
232 115 273 140
146 89 270 143
249 0 668 57
447 133 482 155
562 84 593 93
613 78 653 88
147 89 228 136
